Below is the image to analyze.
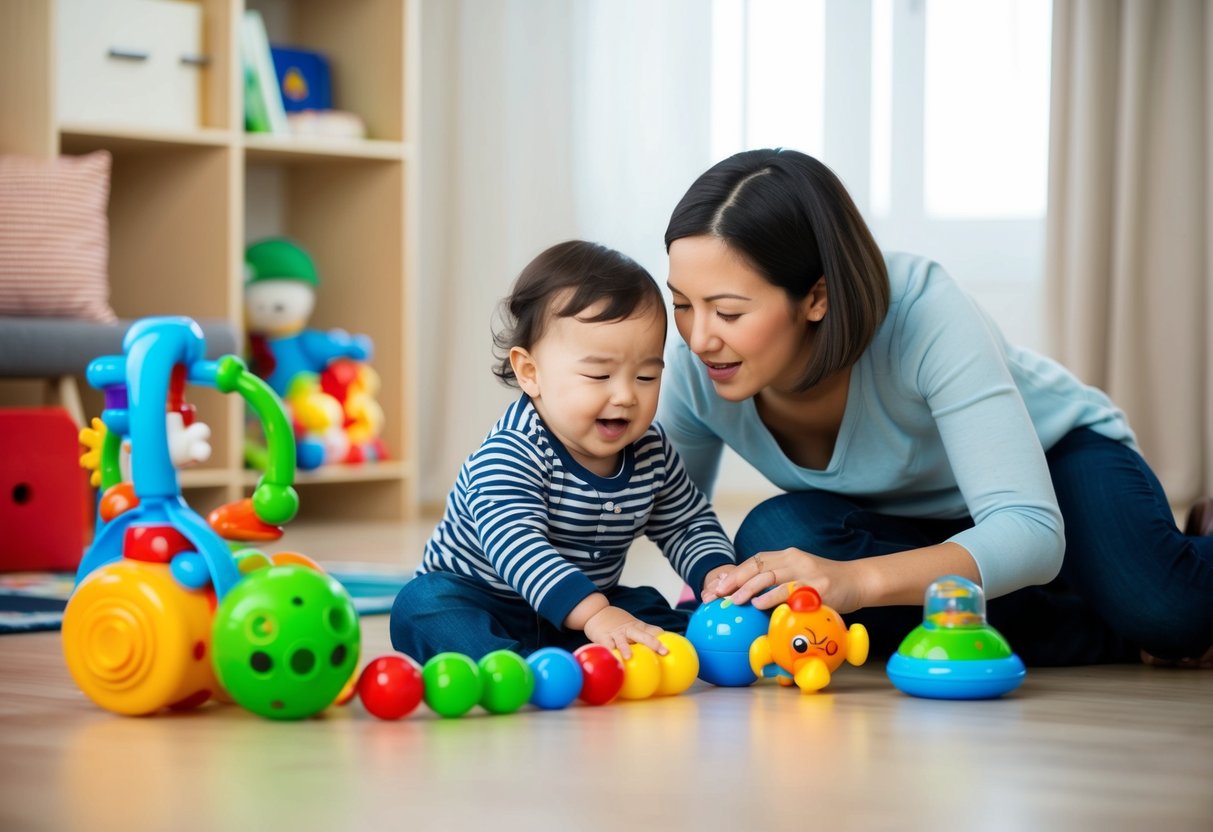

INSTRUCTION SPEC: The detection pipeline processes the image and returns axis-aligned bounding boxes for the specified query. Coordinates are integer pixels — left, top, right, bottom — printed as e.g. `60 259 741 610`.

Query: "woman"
658 148 1213 666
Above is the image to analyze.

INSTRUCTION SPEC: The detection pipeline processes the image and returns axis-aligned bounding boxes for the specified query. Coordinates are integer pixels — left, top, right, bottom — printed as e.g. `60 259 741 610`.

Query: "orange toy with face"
748 583 869 693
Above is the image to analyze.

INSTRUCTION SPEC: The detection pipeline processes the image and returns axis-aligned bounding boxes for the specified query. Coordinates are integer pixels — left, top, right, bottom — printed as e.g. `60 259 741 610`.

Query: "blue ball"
527 647 582 709
685 598 771 687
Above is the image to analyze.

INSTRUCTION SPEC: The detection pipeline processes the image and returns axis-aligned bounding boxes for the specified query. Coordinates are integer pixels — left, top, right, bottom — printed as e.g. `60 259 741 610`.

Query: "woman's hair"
664 148 889 391
493 240 665 386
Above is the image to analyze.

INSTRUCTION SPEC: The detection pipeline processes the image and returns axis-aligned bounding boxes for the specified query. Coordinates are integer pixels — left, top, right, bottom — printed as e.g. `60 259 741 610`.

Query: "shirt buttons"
604 501 614 511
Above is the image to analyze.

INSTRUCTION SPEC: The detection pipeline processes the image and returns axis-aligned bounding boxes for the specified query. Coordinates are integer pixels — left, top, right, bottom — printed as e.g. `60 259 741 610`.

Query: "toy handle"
214 355 299 525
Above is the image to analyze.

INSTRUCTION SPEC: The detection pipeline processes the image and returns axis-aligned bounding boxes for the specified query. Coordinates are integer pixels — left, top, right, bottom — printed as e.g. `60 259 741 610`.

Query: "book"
271 46 333 112
286 110 367 140
240 10 289 135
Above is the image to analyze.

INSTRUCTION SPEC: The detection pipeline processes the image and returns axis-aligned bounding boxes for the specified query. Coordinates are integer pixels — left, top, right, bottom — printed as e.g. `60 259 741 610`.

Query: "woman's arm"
706 541 979 612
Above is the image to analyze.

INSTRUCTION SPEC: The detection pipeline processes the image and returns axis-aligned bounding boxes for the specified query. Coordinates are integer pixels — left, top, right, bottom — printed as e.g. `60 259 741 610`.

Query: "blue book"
270 46 332 112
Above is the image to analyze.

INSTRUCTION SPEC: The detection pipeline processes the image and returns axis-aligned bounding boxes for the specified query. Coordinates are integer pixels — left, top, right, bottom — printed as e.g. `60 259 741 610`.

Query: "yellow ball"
612 644 661 700
655 632 700 696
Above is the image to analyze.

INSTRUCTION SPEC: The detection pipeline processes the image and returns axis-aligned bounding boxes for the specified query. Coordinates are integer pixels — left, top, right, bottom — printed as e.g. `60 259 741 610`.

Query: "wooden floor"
2 516 1212 831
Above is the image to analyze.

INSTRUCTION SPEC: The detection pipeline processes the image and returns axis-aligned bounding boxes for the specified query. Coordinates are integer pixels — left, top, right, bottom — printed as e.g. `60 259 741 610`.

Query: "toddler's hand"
700 564 736 603
583 606 667 660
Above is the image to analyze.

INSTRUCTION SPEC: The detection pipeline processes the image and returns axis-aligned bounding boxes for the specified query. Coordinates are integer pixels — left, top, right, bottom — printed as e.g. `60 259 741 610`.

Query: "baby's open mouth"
596 418 628 439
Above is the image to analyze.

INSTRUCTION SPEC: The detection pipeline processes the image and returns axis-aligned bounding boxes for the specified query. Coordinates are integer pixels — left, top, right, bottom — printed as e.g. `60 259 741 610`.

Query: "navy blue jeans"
389 571 692 664
733 429 1213 666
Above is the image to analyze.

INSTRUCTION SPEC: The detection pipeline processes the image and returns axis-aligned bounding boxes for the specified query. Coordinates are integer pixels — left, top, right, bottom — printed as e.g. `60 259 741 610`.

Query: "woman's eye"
671 303 690 312
716 311 741 322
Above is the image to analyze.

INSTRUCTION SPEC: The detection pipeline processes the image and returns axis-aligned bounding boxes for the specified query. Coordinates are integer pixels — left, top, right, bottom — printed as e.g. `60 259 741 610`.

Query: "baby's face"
524 301 666 477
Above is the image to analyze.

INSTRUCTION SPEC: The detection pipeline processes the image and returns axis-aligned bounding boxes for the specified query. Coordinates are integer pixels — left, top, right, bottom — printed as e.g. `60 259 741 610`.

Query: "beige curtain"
1046 0 1213 507
416 1 714 507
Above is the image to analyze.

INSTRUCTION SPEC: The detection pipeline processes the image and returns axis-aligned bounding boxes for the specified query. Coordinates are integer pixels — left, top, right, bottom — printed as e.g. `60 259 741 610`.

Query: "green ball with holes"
212 564 360 720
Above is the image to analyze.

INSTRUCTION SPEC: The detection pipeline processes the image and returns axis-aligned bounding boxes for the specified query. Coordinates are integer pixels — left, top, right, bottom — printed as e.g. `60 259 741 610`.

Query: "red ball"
357 654 424 720
573 644 625 706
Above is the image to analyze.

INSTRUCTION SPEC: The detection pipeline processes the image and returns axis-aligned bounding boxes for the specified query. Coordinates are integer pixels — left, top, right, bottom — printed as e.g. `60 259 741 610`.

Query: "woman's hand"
701 547 868 613
583 606 667 659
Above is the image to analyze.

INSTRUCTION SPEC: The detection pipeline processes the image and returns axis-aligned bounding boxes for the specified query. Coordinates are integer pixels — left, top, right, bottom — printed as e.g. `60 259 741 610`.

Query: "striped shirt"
420 396 736 627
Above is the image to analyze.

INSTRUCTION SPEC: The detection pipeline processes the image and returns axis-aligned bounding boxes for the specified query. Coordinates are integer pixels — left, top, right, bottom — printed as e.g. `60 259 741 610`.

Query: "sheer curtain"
1046 0 1212 506
417 0 714 505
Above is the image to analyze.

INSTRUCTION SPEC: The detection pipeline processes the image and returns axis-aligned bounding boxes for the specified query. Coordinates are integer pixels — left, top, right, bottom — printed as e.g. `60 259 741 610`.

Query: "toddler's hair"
493 240 665 386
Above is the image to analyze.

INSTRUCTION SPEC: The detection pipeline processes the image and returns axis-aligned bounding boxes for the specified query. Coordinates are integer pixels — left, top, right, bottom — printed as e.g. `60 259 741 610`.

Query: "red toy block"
0 407 91 571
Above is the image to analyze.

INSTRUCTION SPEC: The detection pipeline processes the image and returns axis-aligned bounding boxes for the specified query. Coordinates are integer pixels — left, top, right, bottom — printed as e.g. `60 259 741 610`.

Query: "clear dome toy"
886 576 1026 699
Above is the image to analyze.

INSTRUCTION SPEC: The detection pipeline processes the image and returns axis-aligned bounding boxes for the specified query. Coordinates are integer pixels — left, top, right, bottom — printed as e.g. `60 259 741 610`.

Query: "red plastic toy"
357 654 425 720
573 644 626 706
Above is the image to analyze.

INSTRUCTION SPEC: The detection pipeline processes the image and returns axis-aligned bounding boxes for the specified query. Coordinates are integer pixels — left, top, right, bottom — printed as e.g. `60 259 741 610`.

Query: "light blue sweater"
657 252 1136 599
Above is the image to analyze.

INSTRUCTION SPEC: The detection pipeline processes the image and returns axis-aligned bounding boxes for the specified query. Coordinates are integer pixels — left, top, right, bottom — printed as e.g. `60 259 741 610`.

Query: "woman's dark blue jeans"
733 428 1213 666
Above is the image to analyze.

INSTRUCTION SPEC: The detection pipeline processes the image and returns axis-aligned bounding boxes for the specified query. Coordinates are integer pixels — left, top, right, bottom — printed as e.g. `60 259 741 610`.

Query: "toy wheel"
62 560 218 716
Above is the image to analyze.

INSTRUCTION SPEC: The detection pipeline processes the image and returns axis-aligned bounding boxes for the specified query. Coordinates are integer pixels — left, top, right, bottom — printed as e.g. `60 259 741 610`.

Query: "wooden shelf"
241 460 407 487
242 134 410 163
59 123 234 152
1 0 419 522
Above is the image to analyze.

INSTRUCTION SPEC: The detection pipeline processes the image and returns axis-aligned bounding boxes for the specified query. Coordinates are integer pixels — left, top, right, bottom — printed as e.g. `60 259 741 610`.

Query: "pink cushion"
0 151 116 322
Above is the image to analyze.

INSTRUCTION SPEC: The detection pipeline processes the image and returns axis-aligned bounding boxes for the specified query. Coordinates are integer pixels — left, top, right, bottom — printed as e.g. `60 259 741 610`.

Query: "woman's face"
667 235 824 401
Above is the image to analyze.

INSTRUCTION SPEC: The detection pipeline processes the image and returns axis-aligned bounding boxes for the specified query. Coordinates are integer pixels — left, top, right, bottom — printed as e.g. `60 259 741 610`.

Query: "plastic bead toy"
749 583 869 693
653 633 700 696
686 597 771 686
613 644 662 700
886 576 1026 700
357 654 425 720
477 650 535 714
526 647 583 710
421 652 483 718
61 316 360 721
573 644 626 705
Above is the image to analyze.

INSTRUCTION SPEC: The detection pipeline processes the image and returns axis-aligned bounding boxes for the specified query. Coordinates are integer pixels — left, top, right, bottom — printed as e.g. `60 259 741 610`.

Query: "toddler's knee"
388 573 456 662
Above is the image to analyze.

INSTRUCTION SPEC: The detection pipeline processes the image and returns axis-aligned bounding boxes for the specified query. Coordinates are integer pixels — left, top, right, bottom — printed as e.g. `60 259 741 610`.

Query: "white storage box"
57 0 207 131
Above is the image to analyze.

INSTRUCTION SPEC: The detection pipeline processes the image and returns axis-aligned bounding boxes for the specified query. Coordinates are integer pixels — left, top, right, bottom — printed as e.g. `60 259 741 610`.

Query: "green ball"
422 652 483 718
477 650 535 714
212 565 360 720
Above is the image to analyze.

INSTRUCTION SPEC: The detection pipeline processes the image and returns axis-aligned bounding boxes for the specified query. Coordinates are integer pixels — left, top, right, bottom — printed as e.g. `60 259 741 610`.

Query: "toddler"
389 240 736 662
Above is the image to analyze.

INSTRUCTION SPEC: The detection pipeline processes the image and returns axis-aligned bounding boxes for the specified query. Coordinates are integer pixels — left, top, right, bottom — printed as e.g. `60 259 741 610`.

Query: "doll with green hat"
244 238 384 469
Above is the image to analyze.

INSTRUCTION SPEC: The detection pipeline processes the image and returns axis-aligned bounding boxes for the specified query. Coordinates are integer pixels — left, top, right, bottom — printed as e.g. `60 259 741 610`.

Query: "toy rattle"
62 317 361 720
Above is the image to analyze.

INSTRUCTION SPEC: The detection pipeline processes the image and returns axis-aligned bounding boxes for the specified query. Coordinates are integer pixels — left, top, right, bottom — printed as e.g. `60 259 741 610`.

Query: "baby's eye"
637 375 658 383
582 374 609 381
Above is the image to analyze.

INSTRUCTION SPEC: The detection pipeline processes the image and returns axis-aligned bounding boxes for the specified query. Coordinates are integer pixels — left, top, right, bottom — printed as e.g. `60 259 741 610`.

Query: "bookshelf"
0 0 420 522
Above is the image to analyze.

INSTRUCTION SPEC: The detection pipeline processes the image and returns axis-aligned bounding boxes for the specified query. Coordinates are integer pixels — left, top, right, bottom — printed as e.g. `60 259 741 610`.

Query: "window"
711 0 1053 351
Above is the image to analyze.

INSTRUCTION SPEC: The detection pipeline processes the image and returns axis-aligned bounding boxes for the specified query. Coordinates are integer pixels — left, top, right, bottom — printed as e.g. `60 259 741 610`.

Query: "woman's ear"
510 346 540 397
803 276 828 322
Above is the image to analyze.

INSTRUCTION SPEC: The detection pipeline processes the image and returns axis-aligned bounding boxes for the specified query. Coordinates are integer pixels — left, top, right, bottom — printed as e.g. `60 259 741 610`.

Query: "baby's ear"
510 346 540 396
